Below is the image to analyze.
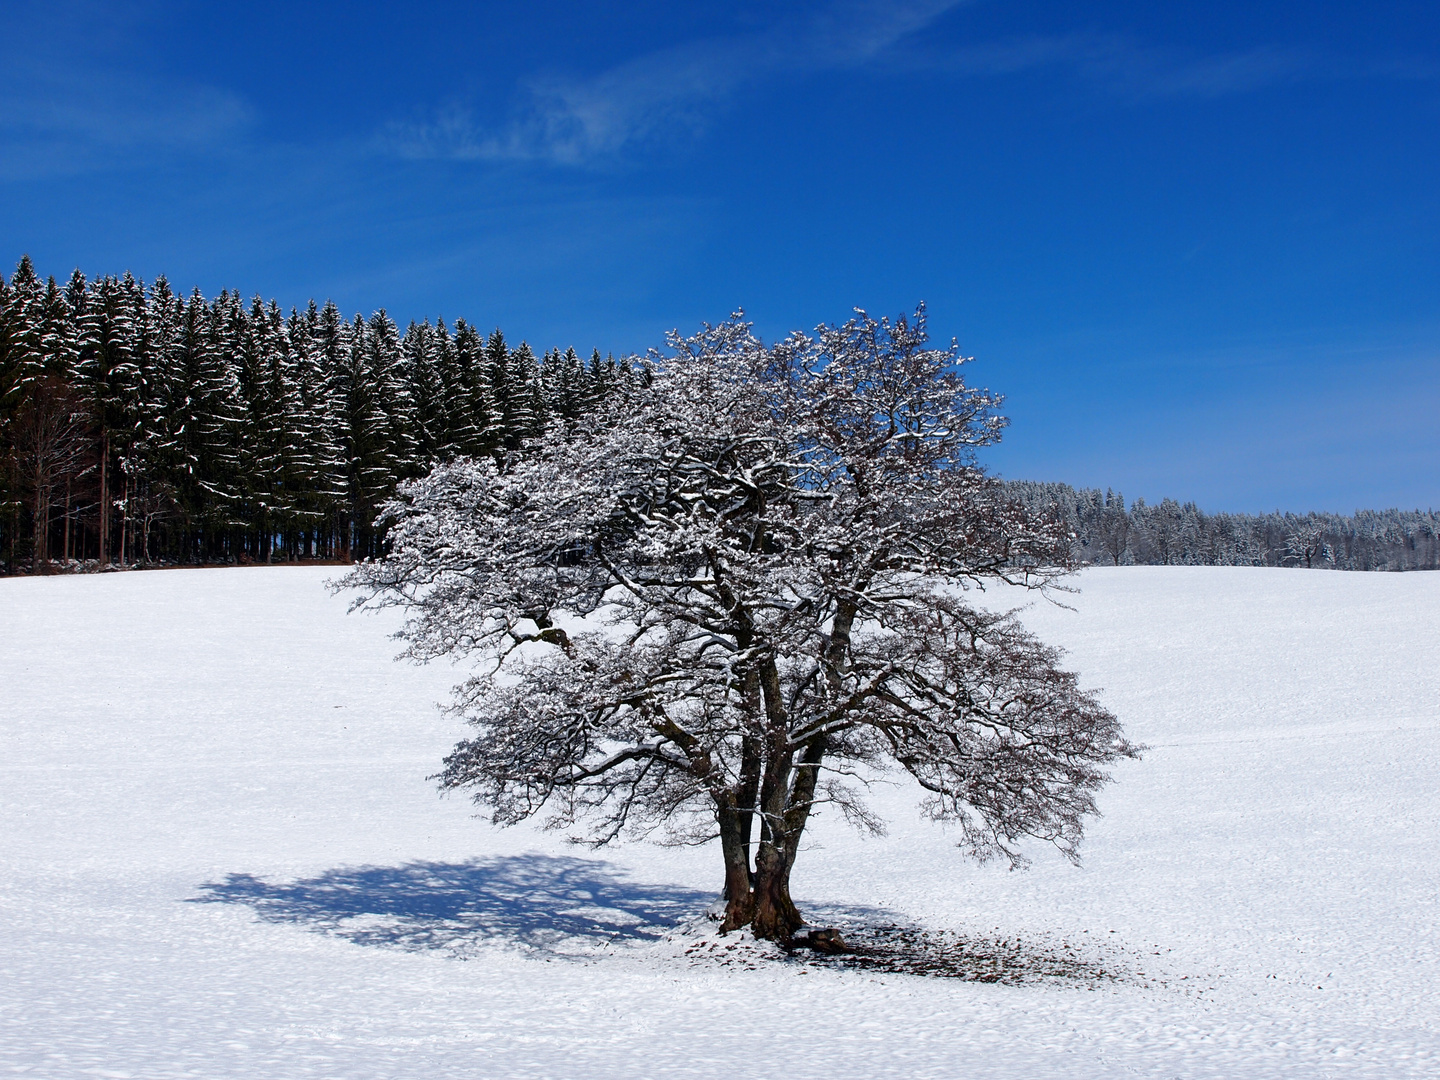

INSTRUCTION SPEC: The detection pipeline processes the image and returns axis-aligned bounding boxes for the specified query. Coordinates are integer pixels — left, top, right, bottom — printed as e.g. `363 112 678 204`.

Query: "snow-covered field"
2 566 1437 1079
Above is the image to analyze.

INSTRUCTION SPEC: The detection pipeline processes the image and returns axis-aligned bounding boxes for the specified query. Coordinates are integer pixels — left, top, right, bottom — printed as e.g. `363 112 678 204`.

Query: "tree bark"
745 654 808 940
737 597 855 938
750 839 803 940
31 474 48 573
717 801 755 932
751 730 829 940
98 432 109 565
119 473 129 565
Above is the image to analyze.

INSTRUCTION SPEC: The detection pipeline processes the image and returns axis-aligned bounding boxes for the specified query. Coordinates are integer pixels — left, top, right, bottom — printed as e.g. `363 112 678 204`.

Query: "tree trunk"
119 474 129 566
742 657 811 941
717 802 755 932
98 432 109 565
750 841 802 940
31 476 47 574
748 761 802 941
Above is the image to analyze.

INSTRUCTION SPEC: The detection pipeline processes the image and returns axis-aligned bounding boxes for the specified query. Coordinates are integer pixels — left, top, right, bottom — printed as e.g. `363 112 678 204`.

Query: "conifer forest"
0 256 628 573
0 255 1434 576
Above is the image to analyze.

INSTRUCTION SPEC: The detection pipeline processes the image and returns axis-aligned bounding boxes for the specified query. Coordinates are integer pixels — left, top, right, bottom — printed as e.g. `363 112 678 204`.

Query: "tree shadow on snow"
189 854 714 958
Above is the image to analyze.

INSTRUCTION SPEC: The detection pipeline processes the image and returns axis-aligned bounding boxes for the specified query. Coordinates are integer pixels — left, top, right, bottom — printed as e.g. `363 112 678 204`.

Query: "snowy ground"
2 565 1437 1079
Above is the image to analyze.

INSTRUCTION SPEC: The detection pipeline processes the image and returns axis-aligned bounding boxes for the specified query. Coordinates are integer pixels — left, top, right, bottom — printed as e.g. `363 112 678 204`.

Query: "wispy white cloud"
380 0 971 165
385 4 1433 169
0 3 255 179
1150 46 1315 97
904 32 1319 99
0 76 254 178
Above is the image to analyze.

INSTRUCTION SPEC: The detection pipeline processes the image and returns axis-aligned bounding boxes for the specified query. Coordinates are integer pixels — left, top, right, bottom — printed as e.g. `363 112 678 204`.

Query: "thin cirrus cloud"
0 59 255 180
379 0 972 165
0 0 252 177
914 32 1319 98
381 8 1402 170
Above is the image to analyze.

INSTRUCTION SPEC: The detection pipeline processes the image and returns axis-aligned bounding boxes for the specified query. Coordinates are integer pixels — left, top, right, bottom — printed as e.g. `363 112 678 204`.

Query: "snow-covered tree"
1284 520 1326 569
345 306 1138 941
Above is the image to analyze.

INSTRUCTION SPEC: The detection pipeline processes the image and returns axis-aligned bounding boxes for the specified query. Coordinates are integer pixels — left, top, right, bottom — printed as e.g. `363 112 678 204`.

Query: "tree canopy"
346 306 1138 940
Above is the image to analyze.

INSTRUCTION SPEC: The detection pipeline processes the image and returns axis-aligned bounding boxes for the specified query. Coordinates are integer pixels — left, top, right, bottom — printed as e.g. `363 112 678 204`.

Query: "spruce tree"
290 302 347 556
400 320 445 464
504 340 543 443
452 319 495 454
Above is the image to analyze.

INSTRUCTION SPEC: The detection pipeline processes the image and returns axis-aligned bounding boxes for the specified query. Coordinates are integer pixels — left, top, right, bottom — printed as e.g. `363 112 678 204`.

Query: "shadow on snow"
190 857 1134 984
189 853 715 958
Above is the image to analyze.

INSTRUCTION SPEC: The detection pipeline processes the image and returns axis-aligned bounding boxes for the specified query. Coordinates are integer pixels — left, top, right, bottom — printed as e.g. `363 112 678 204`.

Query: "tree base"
719 882 805 941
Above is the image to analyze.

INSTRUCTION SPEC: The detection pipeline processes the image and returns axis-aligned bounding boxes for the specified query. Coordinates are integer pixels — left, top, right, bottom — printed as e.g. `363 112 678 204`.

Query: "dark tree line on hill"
0 256 631 574
1004 481 1440 572
4 256 1432 577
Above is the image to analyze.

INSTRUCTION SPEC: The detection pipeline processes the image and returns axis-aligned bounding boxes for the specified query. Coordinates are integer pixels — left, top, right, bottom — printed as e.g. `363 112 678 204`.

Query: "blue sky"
2 1 1437 513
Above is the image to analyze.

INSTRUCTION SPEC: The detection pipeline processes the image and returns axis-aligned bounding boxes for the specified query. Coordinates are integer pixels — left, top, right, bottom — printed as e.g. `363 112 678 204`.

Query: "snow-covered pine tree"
3 257 46 401
191 289 247 555
261 301 316 560
400 320 446 464
482 328 515 447
450 319 495 456
122 275 185 564
368 310 416 483
329 312 409 559
290 302 347 558
308 300 355 556
582 347 602 408
430 317 466 460
38 276 79 384
542 345 587 419
504 340 544 441
231 295 280 560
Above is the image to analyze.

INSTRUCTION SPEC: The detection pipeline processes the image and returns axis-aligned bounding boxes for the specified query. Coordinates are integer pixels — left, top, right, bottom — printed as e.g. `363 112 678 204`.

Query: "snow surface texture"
2 566 1437 1079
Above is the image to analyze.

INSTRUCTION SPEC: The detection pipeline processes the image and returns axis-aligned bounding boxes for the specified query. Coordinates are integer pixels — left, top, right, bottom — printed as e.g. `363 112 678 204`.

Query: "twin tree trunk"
713 601 855 941
715 737 825 939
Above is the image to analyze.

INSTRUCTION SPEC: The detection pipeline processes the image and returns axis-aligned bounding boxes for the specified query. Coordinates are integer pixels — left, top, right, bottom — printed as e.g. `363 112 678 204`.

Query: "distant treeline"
1003 481 1440 572
0 256 630 574
4 256 1434 576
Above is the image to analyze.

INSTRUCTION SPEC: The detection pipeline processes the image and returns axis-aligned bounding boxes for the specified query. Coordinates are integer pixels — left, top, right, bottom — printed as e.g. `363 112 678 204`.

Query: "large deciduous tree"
344 306 1138 940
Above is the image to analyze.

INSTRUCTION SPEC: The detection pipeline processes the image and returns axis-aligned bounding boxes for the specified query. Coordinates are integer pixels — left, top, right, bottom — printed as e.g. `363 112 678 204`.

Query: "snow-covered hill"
3 566 1437 1078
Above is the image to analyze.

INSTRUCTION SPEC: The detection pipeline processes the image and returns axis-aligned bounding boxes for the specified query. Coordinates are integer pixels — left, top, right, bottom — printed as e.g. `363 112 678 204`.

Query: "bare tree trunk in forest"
32 478 48 573
14 379 91 575
98 433 109 565
119 473 129 566
63 478 72 561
